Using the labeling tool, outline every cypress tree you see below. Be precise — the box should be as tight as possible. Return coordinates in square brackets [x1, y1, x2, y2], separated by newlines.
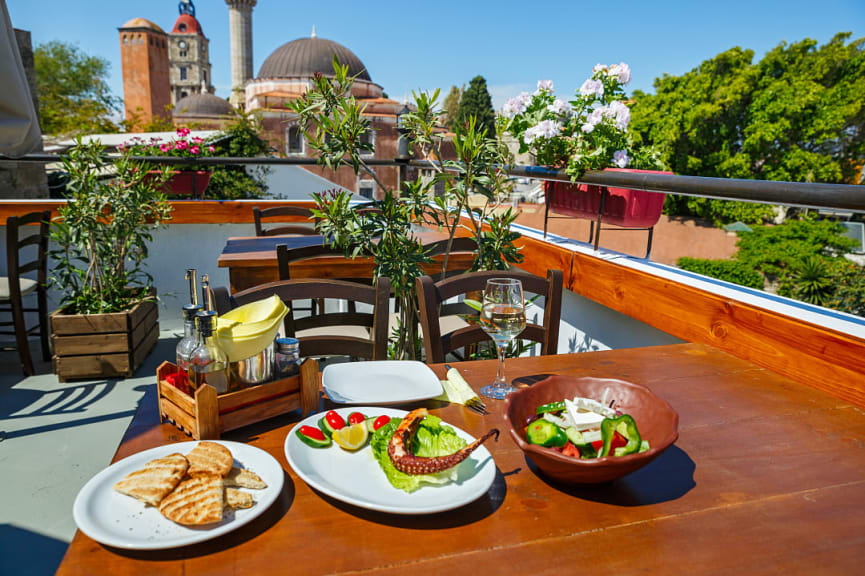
[442, 85, 462, 130]
[456, 76, 496, 137]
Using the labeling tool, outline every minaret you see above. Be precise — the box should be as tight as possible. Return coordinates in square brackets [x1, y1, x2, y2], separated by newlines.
[225, 0, 256, 108]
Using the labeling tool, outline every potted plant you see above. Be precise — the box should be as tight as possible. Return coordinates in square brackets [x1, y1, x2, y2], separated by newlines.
[288, 60, 524, 360]
[49, 139, 172, 381]
[123, 128, 216, 198]
[499, 66, 669, 230]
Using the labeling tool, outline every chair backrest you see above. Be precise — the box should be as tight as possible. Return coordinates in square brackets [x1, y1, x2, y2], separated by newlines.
[6, 210, 50, 303]
[226, 277, 391, 360]
[253, 205, 319, 237]
[416, 269, 563, 364]
[276, 243, 346, 281]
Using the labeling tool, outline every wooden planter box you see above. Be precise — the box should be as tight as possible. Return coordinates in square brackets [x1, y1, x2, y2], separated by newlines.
[147, 170, 211, 199]
[50, 294, 159, 382]
[156, 359, 319, 440]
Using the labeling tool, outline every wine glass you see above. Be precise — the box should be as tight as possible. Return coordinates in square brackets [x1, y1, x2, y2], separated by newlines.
[479, 278, 526, 400]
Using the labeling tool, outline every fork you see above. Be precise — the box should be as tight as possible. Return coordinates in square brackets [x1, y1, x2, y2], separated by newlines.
[445, 364, 489, 415]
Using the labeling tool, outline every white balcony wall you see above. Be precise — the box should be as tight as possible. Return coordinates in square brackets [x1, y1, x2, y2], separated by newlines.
[0, 221, 681, 350]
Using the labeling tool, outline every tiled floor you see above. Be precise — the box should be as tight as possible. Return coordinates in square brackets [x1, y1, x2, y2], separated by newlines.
[0, 332, 180, 576]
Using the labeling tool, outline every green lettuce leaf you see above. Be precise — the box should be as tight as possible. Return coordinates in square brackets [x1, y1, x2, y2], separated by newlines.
[370, 416, 468, 493]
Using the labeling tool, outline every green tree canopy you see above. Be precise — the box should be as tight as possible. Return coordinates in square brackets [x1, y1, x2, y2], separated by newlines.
[631, 33, 865, 222]
[456, 76, 496, 137]
[442, 84, 462, 130]
[35, 41, 119, 135]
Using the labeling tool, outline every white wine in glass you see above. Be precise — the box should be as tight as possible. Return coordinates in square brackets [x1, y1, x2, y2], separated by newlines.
[479, 278, 526, 399]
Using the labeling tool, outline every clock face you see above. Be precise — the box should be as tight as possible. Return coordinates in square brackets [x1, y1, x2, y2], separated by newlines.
[178, 40, 187, 50]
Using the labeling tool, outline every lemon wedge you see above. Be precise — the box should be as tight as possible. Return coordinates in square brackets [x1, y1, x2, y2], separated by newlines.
[332, 422, 369, 451]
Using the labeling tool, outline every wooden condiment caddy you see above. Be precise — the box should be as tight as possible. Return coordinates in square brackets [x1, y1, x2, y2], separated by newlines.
[156, 359, 319, 440]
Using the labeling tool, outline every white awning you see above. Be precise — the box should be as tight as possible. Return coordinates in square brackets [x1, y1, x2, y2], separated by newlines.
[0, 0, 40, 157]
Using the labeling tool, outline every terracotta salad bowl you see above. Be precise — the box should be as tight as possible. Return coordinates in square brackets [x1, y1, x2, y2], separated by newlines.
[504, 375, 679, 484]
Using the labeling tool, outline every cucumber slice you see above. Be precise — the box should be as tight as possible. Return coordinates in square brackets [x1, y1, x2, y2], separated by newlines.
[365, 417, 377, 432]
[296, 427, 331, 448]
[318, 416, 336, 437]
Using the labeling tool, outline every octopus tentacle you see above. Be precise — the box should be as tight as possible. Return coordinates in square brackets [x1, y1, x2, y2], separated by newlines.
[387, 408, 499, 475]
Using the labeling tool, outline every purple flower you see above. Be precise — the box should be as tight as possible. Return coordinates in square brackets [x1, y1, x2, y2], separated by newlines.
[609, 62, 631, 84]
[547, 99, 571, 117]
[502, 96, 526, 118]
[579, 79, 604, 98]
[607, 100, 631, 131]
[613, 150, 629, 168]
[535, 79, 554, 94]
[524, 120, 561, 144]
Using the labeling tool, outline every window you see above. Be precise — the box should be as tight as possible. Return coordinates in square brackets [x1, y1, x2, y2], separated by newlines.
[149, 37, 153, 46]
[203, 70, 207, 82]
[286, 125, 304, 155]
[123, 36, 128, 45]
[179, 49, 188, 58]
[359, 129, 375, 156]
[180, 67, 187, 81]
[180, 91, 188, 99]
[178, 23, 187, 32]
[358, 179, 376, 200]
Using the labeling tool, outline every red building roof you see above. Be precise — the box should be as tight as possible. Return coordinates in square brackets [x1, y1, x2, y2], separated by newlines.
[171, 14, 203, 35]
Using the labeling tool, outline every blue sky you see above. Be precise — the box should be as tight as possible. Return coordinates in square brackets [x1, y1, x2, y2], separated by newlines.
[7, 0, 864, 109]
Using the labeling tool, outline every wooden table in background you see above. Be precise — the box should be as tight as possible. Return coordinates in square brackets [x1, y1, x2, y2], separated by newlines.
[56, 343, 865, 574]
[217, 230, 477, 293]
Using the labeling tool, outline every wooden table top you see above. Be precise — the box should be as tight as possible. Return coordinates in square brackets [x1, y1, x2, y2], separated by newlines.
[56, 343, 865, 575]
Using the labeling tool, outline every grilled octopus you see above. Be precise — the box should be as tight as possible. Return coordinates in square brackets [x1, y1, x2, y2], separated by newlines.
[387, 408, 499, 475]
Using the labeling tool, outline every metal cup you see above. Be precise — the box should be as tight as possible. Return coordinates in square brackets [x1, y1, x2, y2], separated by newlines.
[233, 342, 274, 386]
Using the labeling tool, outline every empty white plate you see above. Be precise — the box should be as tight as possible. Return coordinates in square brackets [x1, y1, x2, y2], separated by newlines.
[73, 440, 283, 550]
[322, 360, 443, 405]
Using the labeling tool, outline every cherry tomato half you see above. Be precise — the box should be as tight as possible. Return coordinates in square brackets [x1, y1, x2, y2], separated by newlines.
[372, 415, 391, 431]
[347, 412, 366, 426]
[325, 410, 346, 430]
[298, 425, 326, 441]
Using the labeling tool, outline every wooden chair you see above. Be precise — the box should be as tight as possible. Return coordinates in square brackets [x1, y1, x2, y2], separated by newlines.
[219, 277, 391, 361]
[253, 205, 319, 237]
[416, 269, 563, 364]
[1, 211, 51, 375]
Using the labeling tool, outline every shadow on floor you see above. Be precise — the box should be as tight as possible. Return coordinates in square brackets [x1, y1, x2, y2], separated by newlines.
[0, 524, 68, 576]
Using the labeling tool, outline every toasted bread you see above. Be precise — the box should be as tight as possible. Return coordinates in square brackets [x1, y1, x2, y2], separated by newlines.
[186, 442, 233, 477]
[158, 473, 224, 525]
[113, 453, 188, 506]
[225, 488, 254, 509]
[224, 467, 267, 490]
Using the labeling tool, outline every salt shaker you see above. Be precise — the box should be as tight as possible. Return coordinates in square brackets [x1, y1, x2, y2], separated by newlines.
[274, 337, 300, 378]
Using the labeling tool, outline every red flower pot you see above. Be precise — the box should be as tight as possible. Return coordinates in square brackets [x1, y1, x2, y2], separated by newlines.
[544, 168, 670, 227]
[147, 170, 211, 199]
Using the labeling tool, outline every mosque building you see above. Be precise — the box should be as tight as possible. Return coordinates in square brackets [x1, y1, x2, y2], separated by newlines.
[119, 0, 409, 197]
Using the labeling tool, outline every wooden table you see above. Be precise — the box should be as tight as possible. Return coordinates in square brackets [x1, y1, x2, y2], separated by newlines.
[217, 231, 477, 293]
[56, 343, 865, 574]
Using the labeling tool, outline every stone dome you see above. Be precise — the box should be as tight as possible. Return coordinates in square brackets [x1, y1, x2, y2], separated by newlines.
[257, 37, 371, 82]
[173, 93, 234, 117]
[120, 18, 165, 34]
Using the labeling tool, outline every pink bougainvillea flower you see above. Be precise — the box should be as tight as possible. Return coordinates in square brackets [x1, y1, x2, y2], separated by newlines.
[175, 140, 188, 151]
[190, 146, 200, 155]
[177, 127, 191, 137]
[192, 137, 203, 144]
[208, 145, 215, 153]
[159, 143, 171, 153]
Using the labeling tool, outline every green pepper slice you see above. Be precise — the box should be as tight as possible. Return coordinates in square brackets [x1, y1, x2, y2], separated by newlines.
[535, 401, 566, 415]
[526, 419, 568, 447]
[600, 414, 642, 457]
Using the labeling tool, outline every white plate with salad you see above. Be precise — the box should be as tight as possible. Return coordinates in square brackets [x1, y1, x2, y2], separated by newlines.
[284, 407, 497, 514]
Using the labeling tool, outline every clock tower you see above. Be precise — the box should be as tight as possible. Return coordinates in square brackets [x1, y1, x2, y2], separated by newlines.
[168, 0, 213, 104]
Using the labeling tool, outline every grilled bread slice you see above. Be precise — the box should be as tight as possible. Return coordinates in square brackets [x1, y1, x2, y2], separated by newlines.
[113, 453, 188, 506]
[158, 473, 224, 525]
[224, 467, 267, 490]
[186, 442, 234, 477]
[225, 488, 254, 509]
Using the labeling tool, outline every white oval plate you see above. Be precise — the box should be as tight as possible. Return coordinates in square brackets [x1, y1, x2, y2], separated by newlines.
[322, 361, 443, 405]
[73, 440, 284, 550]
[284, 407, 496, 514]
